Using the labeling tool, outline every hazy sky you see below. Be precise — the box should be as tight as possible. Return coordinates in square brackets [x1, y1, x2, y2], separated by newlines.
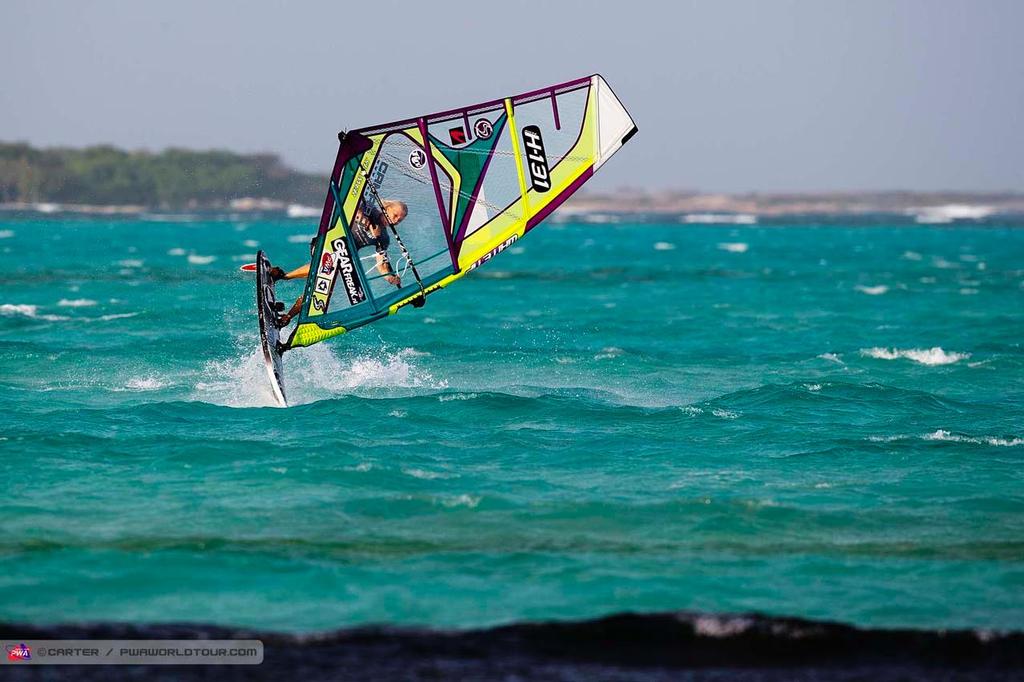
[3, 0, 1021, 192]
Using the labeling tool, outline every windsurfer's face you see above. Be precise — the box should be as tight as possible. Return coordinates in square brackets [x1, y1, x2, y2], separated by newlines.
[385, 204, 407, 225]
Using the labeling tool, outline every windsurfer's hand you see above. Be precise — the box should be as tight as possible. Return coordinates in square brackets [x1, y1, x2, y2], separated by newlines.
[269, 266, 286, 281]
[385, 274, 401, 287]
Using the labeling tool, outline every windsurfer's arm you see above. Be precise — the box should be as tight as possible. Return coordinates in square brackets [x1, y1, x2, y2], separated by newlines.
[282, 264, 310, 281]
[376, 254, 400, 286]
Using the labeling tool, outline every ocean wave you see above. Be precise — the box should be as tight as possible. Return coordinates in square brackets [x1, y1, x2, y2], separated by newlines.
[653, 241, 676, 251]
[403, 468, 457, 480]
[187, 254, 216, 265]
[0, 229, 14, 238]
[923, 429, 1023, 447]
[0, 303, 69, 321]
[717, 242, 749, 253]
[860, 347, 969, 365]
[57, 298, 98, 307]
[120, 377, 167, 392]
[868, 431, 1022, 447]
[440, 493, 481, 508]
[96, 312, 139, 321]
[855, 284, 889, 296]
[193, 343, 444, 408]
[438, 392, 478, 402]
[4, 611, 1020, 682]
[167, 247, 187, 256]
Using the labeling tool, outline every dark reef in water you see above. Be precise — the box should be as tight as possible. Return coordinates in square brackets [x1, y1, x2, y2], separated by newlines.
[3, 611, 1023, 681]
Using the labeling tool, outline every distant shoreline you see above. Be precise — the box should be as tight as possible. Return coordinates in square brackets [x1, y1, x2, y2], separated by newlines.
[2, 192, 1023, 225]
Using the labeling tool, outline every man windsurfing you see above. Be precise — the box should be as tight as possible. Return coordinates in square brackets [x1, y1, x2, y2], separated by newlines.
[269, 199, 408, 327]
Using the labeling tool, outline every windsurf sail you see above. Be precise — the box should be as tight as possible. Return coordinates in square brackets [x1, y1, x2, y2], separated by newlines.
[283, 74, 636, 350]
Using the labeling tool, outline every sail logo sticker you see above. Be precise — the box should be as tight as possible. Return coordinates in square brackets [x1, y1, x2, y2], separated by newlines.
[474, 119, 493, 139]
[521, 126, 550, 192]
[330, 237, 365, 306]
[408, 149, 426, 169]
[448, 127, 466, 145]
[469, 235, 518, 270]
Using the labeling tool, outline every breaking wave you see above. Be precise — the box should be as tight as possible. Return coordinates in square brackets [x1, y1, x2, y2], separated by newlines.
[860, 347, 969, 366]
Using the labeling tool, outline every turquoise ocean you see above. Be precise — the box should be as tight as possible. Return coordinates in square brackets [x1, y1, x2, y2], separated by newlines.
[1, 214, 1022, 633]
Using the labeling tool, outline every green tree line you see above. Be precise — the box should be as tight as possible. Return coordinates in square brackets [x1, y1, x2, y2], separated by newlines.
[0, 142, 323, 207]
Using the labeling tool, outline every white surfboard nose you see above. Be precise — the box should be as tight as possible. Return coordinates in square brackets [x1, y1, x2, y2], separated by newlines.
[593, 75, 638, 170]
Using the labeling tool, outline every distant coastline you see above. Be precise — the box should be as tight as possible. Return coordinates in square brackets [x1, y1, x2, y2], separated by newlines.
[3, 195, 1022, 226]
[2, 141, 1022, 222]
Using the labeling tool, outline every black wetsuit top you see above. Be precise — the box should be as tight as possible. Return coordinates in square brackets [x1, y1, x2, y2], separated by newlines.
[351, 205, 392, 257]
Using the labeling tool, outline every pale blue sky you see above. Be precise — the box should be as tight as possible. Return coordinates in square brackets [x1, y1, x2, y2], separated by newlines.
[2, 0, 1021, 192]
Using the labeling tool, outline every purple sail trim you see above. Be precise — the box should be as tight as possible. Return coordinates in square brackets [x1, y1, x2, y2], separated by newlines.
[452, 118, 507, 257]
[317, 133, 373, 236]
[355, 76, 593, 135]
[418, 118, 458, 272]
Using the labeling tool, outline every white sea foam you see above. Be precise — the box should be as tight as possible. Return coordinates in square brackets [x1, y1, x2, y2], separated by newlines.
[901, 251, 923, 261]
[117, 259, 144, 268]
[717, 242, 749, 253]
[855, 284, 889, 296]
[194, 342, 443, 408]
[912, 204, 994, 224]
[243, 239, 259, 248]
[440, 494, 481, 508]
[867, 434, 908, 443]
[818, 352, 844, 364]
[97, 312, 140, 321]
[860, 347, 969, 366]
[923, 430, 1023, 447]
[0, 230, 14, 239]
[959, 288, 979, 295]
[287, 204, 320, 218]
[0, 303, 68, 321]
[287, 234, 311, 243]
[187, 254, 216, 265]
[654, 241, 676, 251]
[123, 377, 166, 391]
[712, 408, 739, 420]
[58, 298, 97, 307]
[439, 392, 477, 402]
[804, 384, 822, 392]
[167, 247, 187, 256]
[594, 346, 625, 360]
[683, 213, 757, 224]
[404, 468, 456, 480]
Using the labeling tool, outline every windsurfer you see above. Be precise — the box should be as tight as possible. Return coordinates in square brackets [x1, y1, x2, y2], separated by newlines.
[270, 199, 408, 327]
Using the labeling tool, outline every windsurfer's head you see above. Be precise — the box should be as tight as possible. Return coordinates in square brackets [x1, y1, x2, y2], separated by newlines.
[383, 200, 408, 225]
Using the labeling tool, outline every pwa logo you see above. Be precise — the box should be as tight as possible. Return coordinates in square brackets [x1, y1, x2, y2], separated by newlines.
[6, 643, 31, 661]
